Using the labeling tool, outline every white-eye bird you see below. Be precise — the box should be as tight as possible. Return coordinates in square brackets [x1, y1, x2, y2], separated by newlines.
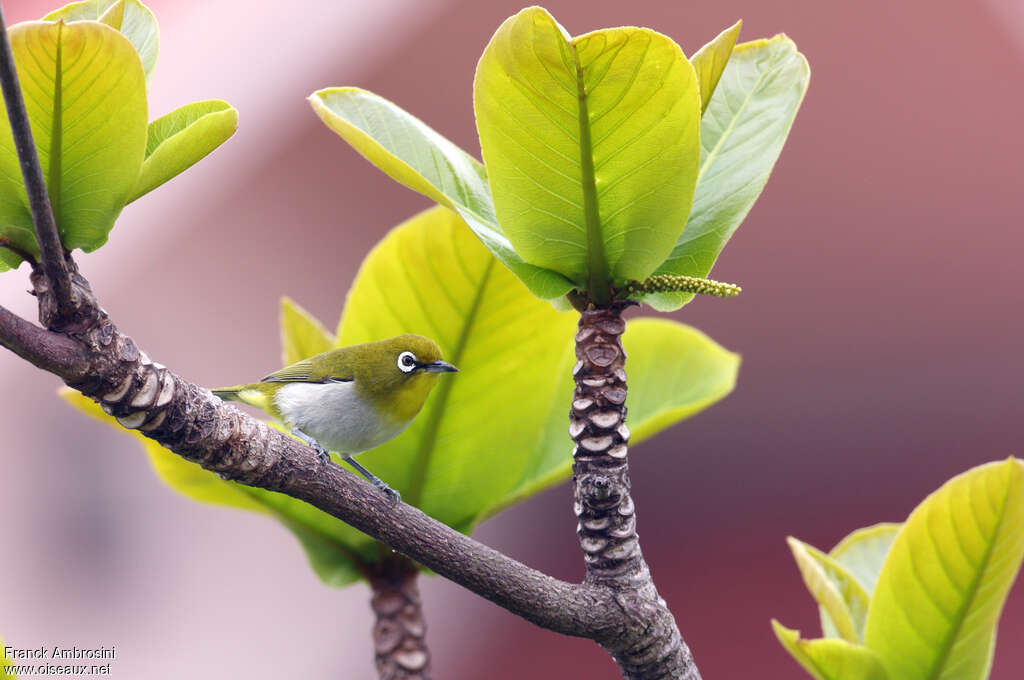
[211, 334, 457, 502]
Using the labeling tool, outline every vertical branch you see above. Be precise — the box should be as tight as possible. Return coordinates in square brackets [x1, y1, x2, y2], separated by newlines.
[571, 301, 701, 680]
[0, 5, 76, 324]
[368, 555, 432, 680]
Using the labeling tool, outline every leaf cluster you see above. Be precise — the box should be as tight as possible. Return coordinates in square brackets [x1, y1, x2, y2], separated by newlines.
[311, 8, 809, 309]
[0, 0, 236, 271]
[774, 458, 1024, 680]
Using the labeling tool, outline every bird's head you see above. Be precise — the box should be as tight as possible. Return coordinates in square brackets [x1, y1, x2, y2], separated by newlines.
[354, 334, 457, 421]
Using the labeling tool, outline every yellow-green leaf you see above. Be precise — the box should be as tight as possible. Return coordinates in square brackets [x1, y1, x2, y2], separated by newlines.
[864, 458, 1024, 680]
[690, 20, 741, 115]
[820, 522, 901, 638]
[308, 87, 573, 301]
[1, 636, 13, 680]
[474, 7, 701, 299]
[789, 536, 871, 643]
[280, 297, 335, 366]
[646, 35, 809, 310]
[0, 21, 147, 270]
[772, 621, 889, 680]
[129, 100, 238, 202]
[43, 0, 159, 83]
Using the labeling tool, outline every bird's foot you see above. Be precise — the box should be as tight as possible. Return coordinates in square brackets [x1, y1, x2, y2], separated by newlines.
[292, 429, 332, 465]
[343, 456, 401, 507]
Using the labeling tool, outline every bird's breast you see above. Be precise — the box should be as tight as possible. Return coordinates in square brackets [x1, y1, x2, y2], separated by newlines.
[273, 381, 405, 454]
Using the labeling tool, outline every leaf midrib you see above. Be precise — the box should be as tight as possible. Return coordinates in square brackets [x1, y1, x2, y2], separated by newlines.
[405, 257, 496, 506]
[922, 471, 1013, 680]
[48, 22, 64, 227]
[570, 43, 607, 302]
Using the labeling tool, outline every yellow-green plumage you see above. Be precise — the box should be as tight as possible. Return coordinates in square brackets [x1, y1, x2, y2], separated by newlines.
[212, 335, 456, 482]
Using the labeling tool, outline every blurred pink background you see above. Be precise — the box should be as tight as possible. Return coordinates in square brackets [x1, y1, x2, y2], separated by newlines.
[2, 0, 1023, 677]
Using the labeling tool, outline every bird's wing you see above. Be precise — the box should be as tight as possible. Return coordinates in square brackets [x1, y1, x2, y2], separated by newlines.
[261, 354, 355, 383]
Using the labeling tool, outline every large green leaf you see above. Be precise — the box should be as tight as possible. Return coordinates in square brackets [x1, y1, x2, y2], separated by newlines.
[0, 20, 147, 271]
[474, 7, 701, 301]
[309, 87, 573, 301]
[61, 206, 738, 583]
[820, 523, 901, 638]
[129, 100, 238, 203]
[789, 536, 871, 643]
[43, 0, 160, 83]
[690, 20, 741, 115]
[863, 459, 1024, 680]
[773, 621, 889, 680]
[61, 389, 370, 587]
[482, 316, 738, 520]
[645, 35, 810, 310]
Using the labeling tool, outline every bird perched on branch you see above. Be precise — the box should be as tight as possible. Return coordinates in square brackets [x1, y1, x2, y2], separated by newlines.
[212, 334, 457, 503]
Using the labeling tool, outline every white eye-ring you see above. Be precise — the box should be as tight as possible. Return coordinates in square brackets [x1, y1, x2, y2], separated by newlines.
[397, 351, 418, 373]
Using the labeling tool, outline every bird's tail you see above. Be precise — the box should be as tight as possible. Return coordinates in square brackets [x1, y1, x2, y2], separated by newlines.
[211, 386, 243, 402]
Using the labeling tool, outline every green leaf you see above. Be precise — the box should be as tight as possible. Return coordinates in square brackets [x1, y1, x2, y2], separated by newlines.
[0, 21, 147, 270]
[474, 7, 701, 301]
[60, 389, 370, 587]
[43, 0, 160, 83]
[482, 316, 739, 520]
[864, 458, 1024, 680]
[280, 296, 335, 365]
[820, 523, 901, 638]
[309, 87, 573, 301]
[830, 523, 902, 595]
[128, 100, 238, 202]
[690, 20, 741, 115]
[60, 206, 737, 583]
[789, 536, 871, 643]
[772, 621, 890, 680]
[645, 35, 810, 310]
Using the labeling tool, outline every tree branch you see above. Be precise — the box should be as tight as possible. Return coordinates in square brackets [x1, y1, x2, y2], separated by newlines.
[572, 302, 701, 679]
[369, 554, 432, 680]
[0, 304, 90, 378]
[0, 6, 76, 325]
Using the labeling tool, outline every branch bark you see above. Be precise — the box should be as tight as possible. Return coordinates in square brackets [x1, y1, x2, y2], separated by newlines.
[572, 302, 700, 679]
[369, 554, 431, 680]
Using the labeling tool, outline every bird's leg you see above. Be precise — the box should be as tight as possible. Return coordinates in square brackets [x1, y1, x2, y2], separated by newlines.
[292, 428, 332, 465]
[343, 456, 401, 506]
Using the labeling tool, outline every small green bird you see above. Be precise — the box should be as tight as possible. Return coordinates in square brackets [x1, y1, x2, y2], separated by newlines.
[212, 334, 457, 502]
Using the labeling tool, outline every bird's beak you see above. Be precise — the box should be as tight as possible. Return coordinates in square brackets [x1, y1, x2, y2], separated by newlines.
[422, 360, 458, 373]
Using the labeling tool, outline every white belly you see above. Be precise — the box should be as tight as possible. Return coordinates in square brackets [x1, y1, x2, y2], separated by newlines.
[273, 381, 405, 454]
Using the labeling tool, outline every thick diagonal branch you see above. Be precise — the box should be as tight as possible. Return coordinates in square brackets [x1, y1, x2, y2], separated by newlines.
[572, 302, 701, 680]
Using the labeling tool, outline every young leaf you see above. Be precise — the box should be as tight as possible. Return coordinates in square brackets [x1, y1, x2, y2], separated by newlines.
[772, 621, 890, 680]
[60, 390, 371, 587]
[820, 523, 901, 638]
[788, 537, 871, 643]
[830, 523, 901, 595]
[309, 87, 573, 301]
[690, 20, 741, 115]
[43, 0, 160, 82]
[0, 21, 147, 271]
[644, 35, 810, 310]
[128, 100, 238, 202]
[864, 458, 1024, 680]
[280, 296, 335, 366]
[474, 7, 701, 301]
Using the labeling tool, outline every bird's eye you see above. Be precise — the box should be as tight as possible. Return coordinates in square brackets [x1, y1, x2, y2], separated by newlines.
[397, 351, 417, 373]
